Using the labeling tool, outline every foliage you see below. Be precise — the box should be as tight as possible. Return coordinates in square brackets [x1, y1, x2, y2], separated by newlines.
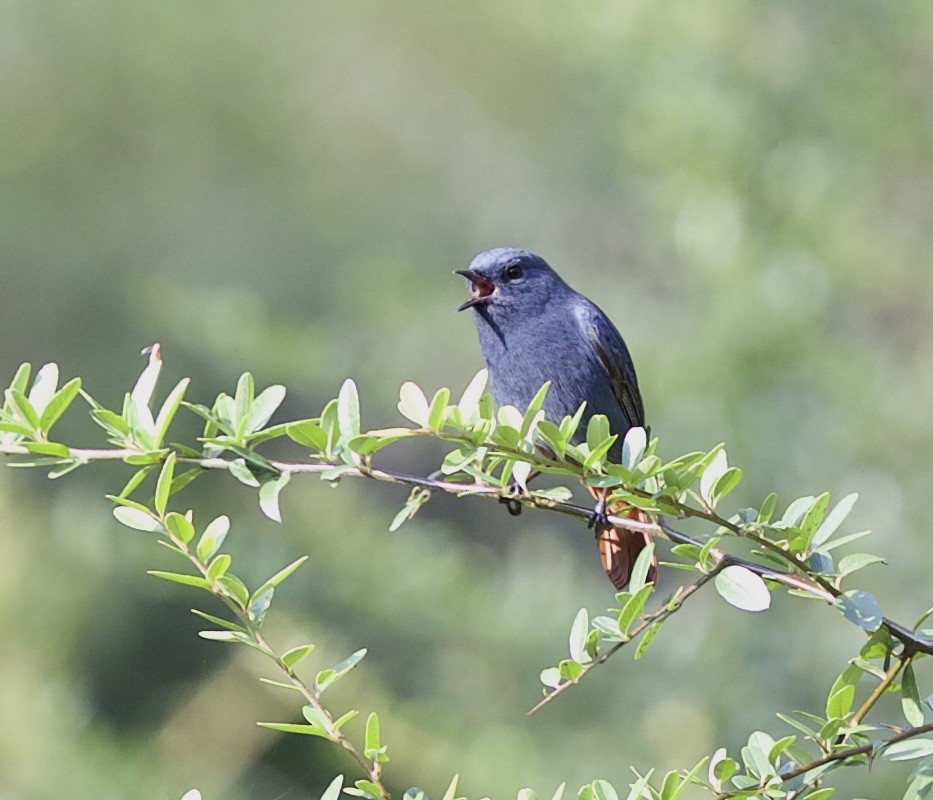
[2, 350, 931, 800]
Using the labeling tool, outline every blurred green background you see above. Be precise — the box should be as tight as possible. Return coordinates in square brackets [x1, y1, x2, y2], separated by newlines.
[2, 1, 932, 797]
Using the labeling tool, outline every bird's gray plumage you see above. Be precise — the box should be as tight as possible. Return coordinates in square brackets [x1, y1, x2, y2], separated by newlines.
[458, 247, 643, 460]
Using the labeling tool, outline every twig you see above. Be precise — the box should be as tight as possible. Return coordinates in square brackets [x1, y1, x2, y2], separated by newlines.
[526, 566, 723, 715]
[2, 442, 931, 660]
[163, 517, 390, 797]
[715, 721, 933, 799]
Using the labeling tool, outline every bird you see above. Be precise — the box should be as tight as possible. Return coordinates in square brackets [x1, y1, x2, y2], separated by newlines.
[456, 246, 656, 590]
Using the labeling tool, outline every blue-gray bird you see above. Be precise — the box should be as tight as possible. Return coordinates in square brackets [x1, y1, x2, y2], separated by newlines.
[456, 247, 656, 590]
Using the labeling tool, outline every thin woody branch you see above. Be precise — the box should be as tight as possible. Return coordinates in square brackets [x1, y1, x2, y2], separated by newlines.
[714, 721, 933, 800]
[2, 441, 930, 660]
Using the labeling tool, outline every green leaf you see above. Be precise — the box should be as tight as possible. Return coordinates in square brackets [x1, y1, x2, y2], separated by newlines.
[38, 377, 81, 433]
[364, 712, 382, 760]
[148, 571, 212, 590]
[559, 402, 587, 443]
[883, 739, 933, 761]
[800, 491, 830, 539]
[282, 644, 315, 668]
[22, 442, 71, 458]
[618, 585, 653, 635]
[427, 388, 451, 432]
[154, 452, 176, 516]
[591, 780, 617, 800]
[259, 472, 291, 523]
[837, 553, 886, 578]
[586, 414, 611, 452]
[247, 587, 274, 627]
[711, 467, 742, 504]
[287, 420, 327, 451]
[5, 388, 39, 431]
[558, 659, 584, 682]
[320, 775, 344, 800]
[170, 467, 203, 496]
[352, 779, 384, 799]
[634, 621, 662, 660]
[302, 704, 332, 730]
[316, 647, 367, 691]
[190, 609, 246, 633]
[165, 511, 195, 544]
[457, 369, 488, 424]
[820, 529, 872, 551]
[903, 759, 933, 800]
[257, 722, 331, 738]
[536, 420, 567, 458]
[757, 492, 778, 523]
[337, 378, 361, 439]
[332, 709, 359, 731]
[154, 378, 190, 447]
[234, 372, 255, 440]
[903, 663, 926, 726]
[258, 679, 298, 692]
[836, 590, 883, 632]
[540, 667, 562, 688]
[0, 419, 34, 438]
[398, 381, 430, 426]
[196, 515, 230, 562]
[826, 684, 856, 720]
[621, 426, 647, 471]
[628, 542, 655, 594]
[6, 362, 31, 396]
[708, 748, 736, 790]
[207, 554, 232, 581]
[441, 775, 461, 800]
[251, 555, 308, 603]
[217, 574, 250, 608]
[715, 566, 771, 612]
[812, 492, 859, 547]
[113, 506, 162, 532]
[522, 381, 550, 436]
[131, 349, 161, 409]
[47, 459, 82, 479]
[246, 384, 286, 434]
[699, 449, 728, 506]
[781, 495, 816, 527]
[441, 445, 485, 475]
[27, 363, 59, 417]
[569, 608, 590, 663]
[91, 408, 130, 439]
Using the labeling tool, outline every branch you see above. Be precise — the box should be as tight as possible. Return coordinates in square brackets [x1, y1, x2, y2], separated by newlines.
[526, 566, 722, 715]
[715, 721, 933, 799]
[3, 440, 931, 662]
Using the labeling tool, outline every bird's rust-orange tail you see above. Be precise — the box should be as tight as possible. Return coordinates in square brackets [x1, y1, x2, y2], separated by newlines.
[590, 488, 657, 590]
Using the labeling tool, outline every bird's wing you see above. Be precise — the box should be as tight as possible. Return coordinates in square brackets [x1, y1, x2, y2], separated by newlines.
[574, 300, 645, 429]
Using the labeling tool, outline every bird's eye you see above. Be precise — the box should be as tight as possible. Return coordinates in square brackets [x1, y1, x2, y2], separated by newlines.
[505, 263, 523, 281]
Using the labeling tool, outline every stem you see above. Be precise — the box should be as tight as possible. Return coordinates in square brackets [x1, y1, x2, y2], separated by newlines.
[169, 528, 389, 798]
[3, 440, 930, 660]
[715, 722, 933, 799]
[526, 566, 723, 715]
[850, 655, 905, 727]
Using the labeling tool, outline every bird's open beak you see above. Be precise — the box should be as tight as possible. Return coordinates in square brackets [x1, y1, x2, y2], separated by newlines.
[455, 269, 496, 311]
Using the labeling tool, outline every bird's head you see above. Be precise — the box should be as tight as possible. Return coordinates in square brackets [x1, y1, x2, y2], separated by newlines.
[455, 248, 567, 317]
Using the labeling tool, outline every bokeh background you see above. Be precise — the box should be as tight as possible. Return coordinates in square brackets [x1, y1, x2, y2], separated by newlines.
[2, 2, 932, 798]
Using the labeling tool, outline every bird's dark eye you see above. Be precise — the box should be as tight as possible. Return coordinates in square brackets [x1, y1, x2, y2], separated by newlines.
[505, 263, 523, 281]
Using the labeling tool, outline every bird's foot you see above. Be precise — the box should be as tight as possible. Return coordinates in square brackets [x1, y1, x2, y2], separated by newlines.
[499, 481, 524, 517]
[588, 495, 610, 531]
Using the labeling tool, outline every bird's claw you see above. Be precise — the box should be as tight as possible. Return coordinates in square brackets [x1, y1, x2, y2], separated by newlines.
[588, 496, 610, 531]
[499, 481, 524, 517]
[499, 496, 523, 516]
